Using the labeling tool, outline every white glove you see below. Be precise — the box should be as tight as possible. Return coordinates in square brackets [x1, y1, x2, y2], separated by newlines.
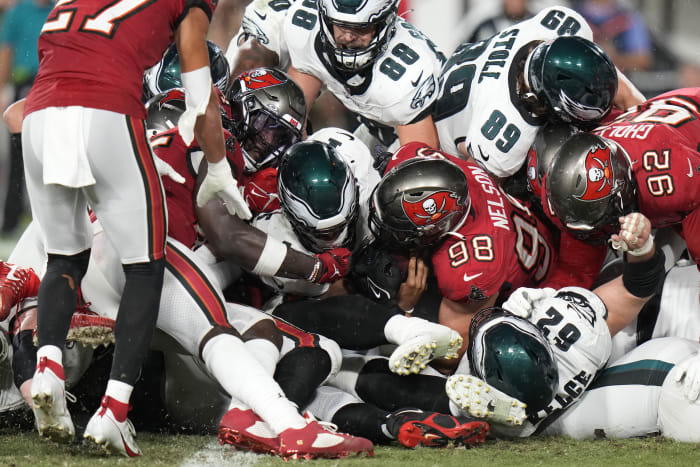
[674, 353, 700, 401]
[196, 158, 252, 220]
[153, 155, 185, 184]
[502, 287, 556, 319]
[446, 374, 527, 426]
[610, 212, 653, 256]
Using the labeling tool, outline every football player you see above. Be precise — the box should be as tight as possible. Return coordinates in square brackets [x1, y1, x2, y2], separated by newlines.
[22, 0, 249, 456]
[545, 87, 700, 270]
[434, 5, 645, 179]
[284, 0, 445, 150]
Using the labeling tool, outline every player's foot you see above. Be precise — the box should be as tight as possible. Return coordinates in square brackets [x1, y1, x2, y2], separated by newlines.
[446, 374, 527, 426]
[277, 411, 374, 460]
[389, 320, 462, 375]
[218, 407, 280, 455]
[30, 356, 75, 443]
[83, 396, 141, 457]
[386, 408, 490, 448]
[67, 302, 115, 348]
[0, 261, 40, 321]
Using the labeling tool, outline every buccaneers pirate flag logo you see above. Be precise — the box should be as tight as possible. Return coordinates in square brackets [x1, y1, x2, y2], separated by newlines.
[402, 191, 459, 227]
[240, 69, 282, 91]
[577, 144, 615, 201]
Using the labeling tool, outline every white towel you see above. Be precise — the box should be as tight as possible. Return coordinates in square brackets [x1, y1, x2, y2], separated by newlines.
[42, 107, 96, 187]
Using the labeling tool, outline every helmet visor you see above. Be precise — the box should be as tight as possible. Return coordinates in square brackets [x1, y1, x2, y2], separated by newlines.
[241, 109, 302, 169]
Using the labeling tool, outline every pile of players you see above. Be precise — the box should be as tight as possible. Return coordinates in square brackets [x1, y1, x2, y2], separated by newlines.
[1, 0, 700, 460]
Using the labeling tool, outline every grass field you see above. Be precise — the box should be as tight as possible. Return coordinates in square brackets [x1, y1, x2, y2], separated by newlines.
[1, 430, 699, 467]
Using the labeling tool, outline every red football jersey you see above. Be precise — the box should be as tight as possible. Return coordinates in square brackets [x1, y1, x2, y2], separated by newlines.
[594, 87, 700, 263]
[25, 0, 217, 120]
[151, 128, 242, 248]
[386, 143, 557, 303]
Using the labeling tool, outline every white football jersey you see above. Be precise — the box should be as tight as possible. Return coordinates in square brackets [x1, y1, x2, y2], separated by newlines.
[225, 0, 295, 72]
[308, 127, 380, 244]
[496, 286, 612, 438]
[283, 1, 444, 129]
[434, 6, 593, 178]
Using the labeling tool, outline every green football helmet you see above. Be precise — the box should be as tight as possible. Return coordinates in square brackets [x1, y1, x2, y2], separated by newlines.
[525, 36, 617, 125]
[143, 40, 230, 101]
[468, 307, 559, 413]
[278, 141, 359, 253]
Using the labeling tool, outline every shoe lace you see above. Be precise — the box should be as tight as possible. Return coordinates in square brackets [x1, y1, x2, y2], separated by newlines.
[317, 420, 339, 433]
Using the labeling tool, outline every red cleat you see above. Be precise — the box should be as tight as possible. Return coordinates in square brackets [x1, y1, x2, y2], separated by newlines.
[218, 408, 280, 455]
[278, 412, 374, 460]
[67, 300, 115, 348]
[0, 261, 40, 321]
[387, 408, 490, 448]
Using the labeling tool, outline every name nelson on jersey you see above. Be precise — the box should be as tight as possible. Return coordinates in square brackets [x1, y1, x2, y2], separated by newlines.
[469, 164, 510, 230]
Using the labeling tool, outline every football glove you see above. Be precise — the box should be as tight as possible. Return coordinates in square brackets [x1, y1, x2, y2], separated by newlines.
[314, 248, 351, 284]
[197, 158, 252, 220]
[153, 155, 185, 184]
[243, 167, 280, 215]
[502, 287, 556, 319]
[610, 212, 653, 256]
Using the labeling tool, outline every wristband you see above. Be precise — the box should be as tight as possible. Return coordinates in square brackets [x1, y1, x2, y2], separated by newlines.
[251, 236, 287, 276]
[622, 248, 666, 298]
[307, 257, 321, 282]
[403, 308, 414, 315]
[179, 66, 213, 145]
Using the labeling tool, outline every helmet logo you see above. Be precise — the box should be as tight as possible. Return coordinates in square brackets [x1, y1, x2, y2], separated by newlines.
[402, 191, 458, 227]
[241, 70, 282, 91]
[158, 89, 185, 109]
[577, 145, 614, 201]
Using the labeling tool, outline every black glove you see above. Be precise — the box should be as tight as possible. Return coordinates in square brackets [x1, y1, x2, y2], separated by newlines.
[348, 239, 405, 303]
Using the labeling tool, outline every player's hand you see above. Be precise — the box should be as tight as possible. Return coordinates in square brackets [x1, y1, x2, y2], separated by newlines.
[674, 353, 700, 401]
[197, 158, 252, 220]
[397, 256, 428, 313]
[314, 248, 351, 284]
[243, 167, 280, 215]
[610, 212, 653, 256]
[502, 287, 556, 319]
[153, 155, 185, 184]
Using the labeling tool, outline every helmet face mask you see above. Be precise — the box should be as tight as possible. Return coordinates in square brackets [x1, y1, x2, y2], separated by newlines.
[318, 0, 399, 72]
[468, 307, 559, 414]
[226, 68, 306, 173]
[369, 156, 471, 251]
[143, 41, 230, 101]
[545, 133, 638, 244]
[526, 36, 618, 125]
[278, 141, 359, 253]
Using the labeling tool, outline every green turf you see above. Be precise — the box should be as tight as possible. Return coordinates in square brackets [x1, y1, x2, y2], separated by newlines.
[1, 431, 699, 467]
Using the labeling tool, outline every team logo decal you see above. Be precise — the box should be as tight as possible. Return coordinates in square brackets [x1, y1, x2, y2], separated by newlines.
[158, 89, 185, 108]
[402, 191, 458, 227]
[332, 0, 368, 13]
[241, 69, 282, 91]
[577, 144, 615, 201]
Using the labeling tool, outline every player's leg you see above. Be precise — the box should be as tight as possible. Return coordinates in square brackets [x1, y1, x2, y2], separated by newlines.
[22, 109, 94, 444]
[81, 112, 167, 457]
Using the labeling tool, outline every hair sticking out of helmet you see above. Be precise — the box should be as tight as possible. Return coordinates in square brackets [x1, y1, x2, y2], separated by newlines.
[369, 156, 471, 251]
[526, 36, 618, 125]
[468, 307, 559, 413]
[318, 0, 399, 72]
[278, 140, 359, 253]
[142, 40, 230, 102]
[226, 67, 306, 173]
[545, 132, 638, 244]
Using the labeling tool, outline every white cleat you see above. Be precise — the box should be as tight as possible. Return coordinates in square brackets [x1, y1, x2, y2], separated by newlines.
[445, 374, 527, 426]
[83, 396, 141, 457]
[389, 328, 463, 375]
[30, 357, 75, 443]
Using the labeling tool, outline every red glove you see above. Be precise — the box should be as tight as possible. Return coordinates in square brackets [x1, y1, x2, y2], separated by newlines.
[313, 248, 352, 283]
[243, 167, 280, 215]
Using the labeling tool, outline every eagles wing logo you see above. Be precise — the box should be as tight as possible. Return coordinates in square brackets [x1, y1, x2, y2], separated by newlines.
[577, 145, 614, 201]
[402, 191, 458, 227]
[241, 70, 282, 90]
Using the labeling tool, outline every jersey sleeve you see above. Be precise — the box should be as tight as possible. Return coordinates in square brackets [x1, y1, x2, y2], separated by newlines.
[227, 0, 291, 70]
[185, 0, 217, 21]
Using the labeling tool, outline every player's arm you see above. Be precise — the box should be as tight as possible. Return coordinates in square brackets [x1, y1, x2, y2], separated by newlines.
[287, 65, 322, 116]
[230, 37, 280, 79]
[194, 159, 348, 283]
[397, 114, 440, 149]
[431, 294, 499, 373]
[594, 213, 665, 335]
[613, 68, 646, 111]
